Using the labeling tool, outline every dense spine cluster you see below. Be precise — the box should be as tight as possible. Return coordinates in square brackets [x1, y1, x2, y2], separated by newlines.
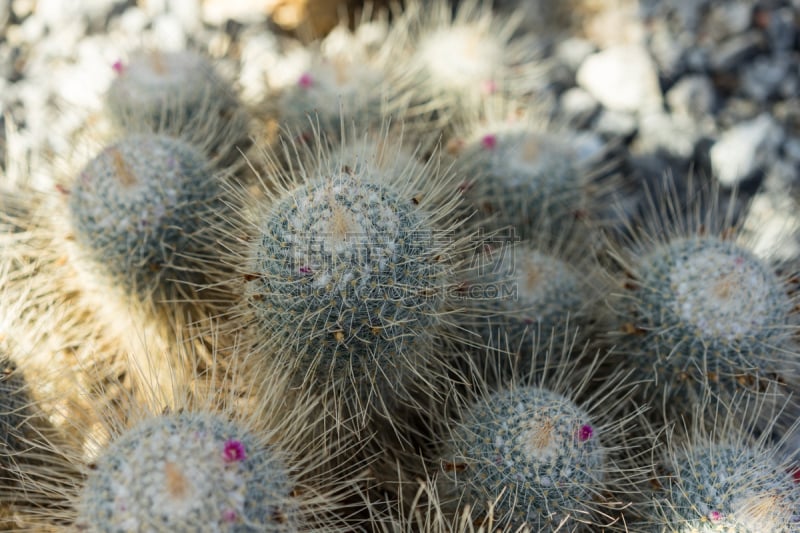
[77, 412, 297, 532]
[441, 385, 608, 530]
[68, 134, 229, 301]
[609, 232, 799, 414]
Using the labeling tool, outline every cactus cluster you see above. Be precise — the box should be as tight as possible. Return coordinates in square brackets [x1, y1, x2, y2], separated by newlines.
[1, 1, 799, 532]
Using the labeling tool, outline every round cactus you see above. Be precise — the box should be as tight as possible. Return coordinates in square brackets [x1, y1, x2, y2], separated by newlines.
[77, 412, 298, 532]
[658, 445, 799, 532]
[441, 384, 609, 530]
[68, 133, 230, 304]
[610, 233, 798, 413]
[245, 171, 445, 388]
[384, 0, 541, 128]
[457, 239, 603, 383]
[230, 126, 473, 444]
[106, 49, 249, 160]
[275, 25, 389, 143]
[642, 399, 800, 533]
[447, 120, 598, 240]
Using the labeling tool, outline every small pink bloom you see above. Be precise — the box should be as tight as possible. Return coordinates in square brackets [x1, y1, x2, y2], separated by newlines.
[112, 60, 125, 74]
[222, 509, 238, 523]
[222, 439, 246, 463]
[480, 134, 497, 150]
[299, 265, 312, 274]
[298, 72, 314, 89]
[708, 510, 723, 522]
[577, 424, 593, 442]
[481, 79, 497, 95]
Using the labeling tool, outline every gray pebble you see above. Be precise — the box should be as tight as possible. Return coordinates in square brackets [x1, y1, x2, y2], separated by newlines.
[711, 31, 765, 71]
[666, 75, 716, 120]
[635, 111, 699, 158]
[784, 137, 800, 163]
[741, 55, 790, 102]
[593, 109, 638, 138]
[768, 7, 796, 53]
[554, 37, 596, 73]
[710, 113, 784, 186]
[559, 87, 599, 126]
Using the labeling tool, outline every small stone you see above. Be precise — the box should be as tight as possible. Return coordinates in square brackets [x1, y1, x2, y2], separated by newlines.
[710, 114, 784, 187]
[666, 75, 716, 120]
[684, 47, 709, 71]
[767, 7, 796, 52]
[152, 14, 186, 52]
[593, 109, 638, 139]
[647, 21, 684, 78]
[116, 6, 149, 35]
[741, 56, 789, 102]
[710, 31, 765, 71]
[169, 0, 201, 33]
[560, 87, 599, 126]
[554, 38, 596, 73]
[784, 138, 800, 163]
[705, 1, 753, 39]
[717, 98, 761, 129]
[11, 0, 34, 19]
[635, 111, 698, 159]
[576, 45, 663, 113]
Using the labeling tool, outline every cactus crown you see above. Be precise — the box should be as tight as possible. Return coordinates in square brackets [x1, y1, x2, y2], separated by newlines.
[636, 235, 792, 347]
[77, 411, 298, 532]
[245, 165, 447, 379]
[444, 384, 605, 530]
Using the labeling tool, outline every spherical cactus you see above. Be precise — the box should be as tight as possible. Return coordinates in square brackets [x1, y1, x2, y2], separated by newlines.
[641, 399, 800, 532]
[106, 49, 249, 161]
[446, 116, 603, 241]
[275, 24, 389, 143]
[77, 412, 298, 532]
[384, 0, 541, 128]
[609, 232, 798, 416]
[441, 385, 610, 530]
[244, 171, 446, 395]
[67, 133, 231, 306]
[228, 125, 473, 448]
[457, 239, 603, 382]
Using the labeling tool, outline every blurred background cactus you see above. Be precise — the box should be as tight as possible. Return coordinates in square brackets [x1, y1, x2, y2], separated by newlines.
[1, 0, 799, 531]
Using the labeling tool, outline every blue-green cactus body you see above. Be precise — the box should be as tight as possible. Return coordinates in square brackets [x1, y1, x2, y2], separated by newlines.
[69, 134, 225, 300]
[623, 235, 796, 406]
[443, 386, 604, 530]
[455, 128, 586, 238]
[245, 170, 446, 387]
[657, 443, 800, 532]
[78, 412, 297, 532]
